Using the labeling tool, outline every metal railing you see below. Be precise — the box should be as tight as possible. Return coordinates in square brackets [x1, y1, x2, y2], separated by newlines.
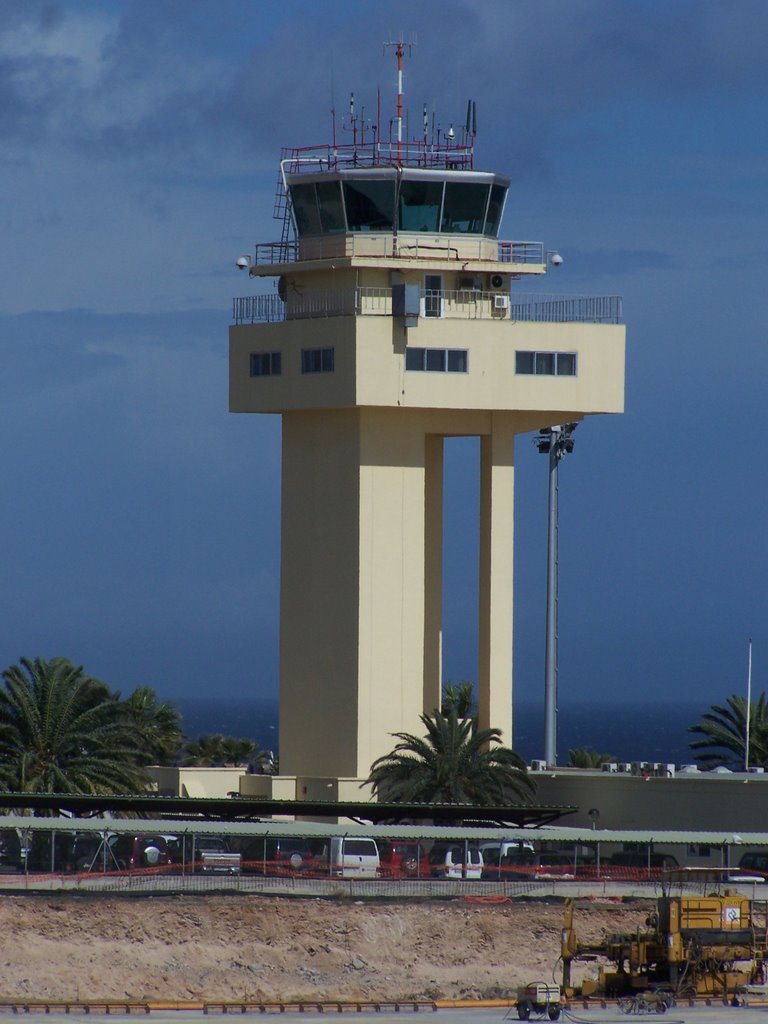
[250, 238, 545, 266]
[512, 293, 622, 324]
[232, 289, 622, 325]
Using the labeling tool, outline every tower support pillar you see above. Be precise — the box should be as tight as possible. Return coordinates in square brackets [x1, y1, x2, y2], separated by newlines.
[478, 415, 515, 745]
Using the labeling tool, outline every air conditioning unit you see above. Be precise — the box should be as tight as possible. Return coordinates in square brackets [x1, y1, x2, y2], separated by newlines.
[631, 761, 651, 776]
[493, 294, 510, 310]
[618, 763, 633, 773]
[601, 762, 618, 773]
[530, 759, 548, 772]
[489, 273, 506, 290]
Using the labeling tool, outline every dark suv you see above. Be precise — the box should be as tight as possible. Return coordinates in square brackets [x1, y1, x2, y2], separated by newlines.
[239, 836, 314, 875]
[378, 841, 428, 878]
[107, 834, 173, 871]
[0, 829, 22, 871]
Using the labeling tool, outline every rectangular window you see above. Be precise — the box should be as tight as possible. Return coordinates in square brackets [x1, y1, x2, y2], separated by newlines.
[516, 351, 578, 376]
[535, 352, 555, 375]
[446, 349, 468, 373]
[249, 352, 282, 377]
[425, 348, 446, 372]
[405, 347, 468, 373]
[405, 347, 425, 371]
[301, 347, 335, 374]
[556, 353, 577, 376]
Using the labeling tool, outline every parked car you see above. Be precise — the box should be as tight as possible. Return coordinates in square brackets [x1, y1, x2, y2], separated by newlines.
[737, 852, 768, 876]
[239, 836, 315, 876]
[428, 842, 483, 879]
[482, 850, 579, 881]
[605, 852, 679, 878]
[187, 836, 241, 874]
[107, 834, 173, 871]
[0, 829, 22, 871]
[314, 837, 380, 878]
[26, 831, 108, 873]
[377, 841, 428, 878]
[479, 841, 534, 880]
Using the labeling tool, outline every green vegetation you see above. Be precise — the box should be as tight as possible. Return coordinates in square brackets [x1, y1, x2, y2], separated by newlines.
[124, 685, 184, 765]
[0, 656, 149, 794]
[0, 655, 271, 794]
[182, 734, 267, 768]
[441, 681, 476, 719]
[365, 706, 533, 804]
[688, 693, 768, 769]
[567, 747, 616, 768]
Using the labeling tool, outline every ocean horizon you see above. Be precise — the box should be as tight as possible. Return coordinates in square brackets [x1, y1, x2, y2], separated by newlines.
[174, 695, 706, 767]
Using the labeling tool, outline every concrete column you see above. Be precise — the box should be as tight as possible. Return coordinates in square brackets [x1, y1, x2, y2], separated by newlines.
[356, 410, 428, 779]
[478, 416, 515, 745]
[423, 434, 444, 717]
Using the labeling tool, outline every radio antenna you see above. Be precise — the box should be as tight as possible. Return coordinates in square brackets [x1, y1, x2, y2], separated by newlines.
[383, 33, 416, 162]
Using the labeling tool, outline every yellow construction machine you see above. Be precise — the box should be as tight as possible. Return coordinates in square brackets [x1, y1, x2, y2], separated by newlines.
[561, 892, 768, 1002]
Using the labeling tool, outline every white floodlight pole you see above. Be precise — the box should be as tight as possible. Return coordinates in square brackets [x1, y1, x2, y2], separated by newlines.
[543, 427, 561, 767]
[745, 637, 753, 772]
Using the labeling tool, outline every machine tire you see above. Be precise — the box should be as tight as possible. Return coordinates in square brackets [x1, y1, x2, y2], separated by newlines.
[547, 1005, 561, 1020]
[516, 1000, 530, 1020]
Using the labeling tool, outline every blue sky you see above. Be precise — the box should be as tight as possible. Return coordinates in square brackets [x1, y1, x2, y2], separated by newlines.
[2, 0, 768, 742]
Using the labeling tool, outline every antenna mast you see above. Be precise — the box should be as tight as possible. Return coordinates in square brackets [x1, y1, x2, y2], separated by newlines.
[383, 33, 416, 162]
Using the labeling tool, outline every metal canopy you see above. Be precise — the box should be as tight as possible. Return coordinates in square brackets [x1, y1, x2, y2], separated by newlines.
[0, 791, 573, 826]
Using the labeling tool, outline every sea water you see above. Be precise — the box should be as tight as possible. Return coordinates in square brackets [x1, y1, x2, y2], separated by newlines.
[175, 695, 704, 766]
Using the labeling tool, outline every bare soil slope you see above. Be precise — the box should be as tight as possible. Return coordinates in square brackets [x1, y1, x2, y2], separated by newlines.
[2, 894, 651, 1002]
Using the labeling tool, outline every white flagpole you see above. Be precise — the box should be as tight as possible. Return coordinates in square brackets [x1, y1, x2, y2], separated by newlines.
[745, 638, 753, 772]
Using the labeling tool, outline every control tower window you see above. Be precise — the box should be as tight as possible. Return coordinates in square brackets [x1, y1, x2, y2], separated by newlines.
[343, 180, 395, 231]
[291, 183, 323, 236]
[398, 180, 443, 232]
[441, 182, 489, 233]
[484, 184, 506, 237]
[315, 181, 346, 233]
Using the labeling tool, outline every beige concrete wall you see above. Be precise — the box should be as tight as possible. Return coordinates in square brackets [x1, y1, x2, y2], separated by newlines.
[148, 766, 245, 798]
[229, 319, 358, 413]
[532, 770, 768, 832]
[230, 317, 624, 416]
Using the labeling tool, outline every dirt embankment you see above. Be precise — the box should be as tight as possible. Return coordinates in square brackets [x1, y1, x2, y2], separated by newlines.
[5, 894, 650, 1002]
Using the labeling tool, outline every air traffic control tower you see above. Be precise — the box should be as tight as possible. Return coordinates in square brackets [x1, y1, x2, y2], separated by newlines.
[230, 73, 625, 796]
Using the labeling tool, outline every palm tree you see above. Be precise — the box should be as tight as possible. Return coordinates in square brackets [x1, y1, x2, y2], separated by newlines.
[366, 708, 534, 804]
[182, 734, 265, 768]
[568, 747, 616, 769]
[441, 681, 476, 720]
[219, 736, 259, 767]
[688, 694, 768, 769]
[0, 656, 149, 794]
[182, 734, 227, 767]
[123, 686, 183, 765]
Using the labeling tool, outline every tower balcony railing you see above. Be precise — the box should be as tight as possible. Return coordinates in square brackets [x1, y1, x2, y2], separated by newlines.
[250, 238, 545, 266]
[232, 289, 623, 325]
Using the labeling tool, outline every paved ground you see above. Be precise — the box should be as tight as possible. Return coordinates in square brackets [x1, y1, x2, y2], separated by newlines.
[6, 1008, 768, 1024]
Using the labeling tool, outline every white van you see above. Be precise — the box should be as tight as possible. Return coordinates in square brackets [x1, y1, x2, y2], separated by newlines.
[318, 837, 380, 878]
[428, 842, 483, 880]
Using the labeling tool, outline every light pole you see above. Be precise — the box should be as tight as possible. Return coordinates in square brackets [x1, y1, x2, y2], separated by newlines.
[534, 423, 577, 766]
